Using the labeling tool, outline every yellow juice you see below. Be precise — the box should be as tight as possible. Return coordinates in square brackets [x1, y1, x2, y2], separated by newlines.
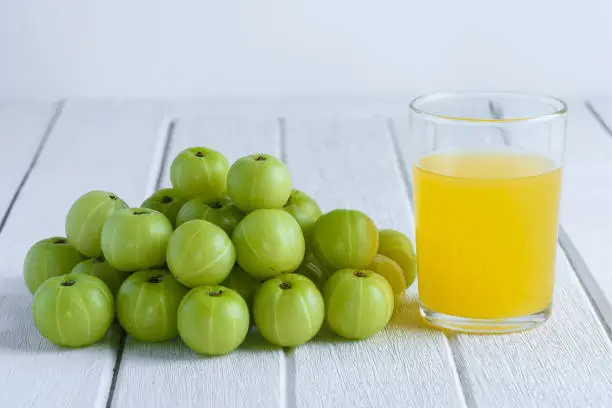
[413, 151, 562, 319]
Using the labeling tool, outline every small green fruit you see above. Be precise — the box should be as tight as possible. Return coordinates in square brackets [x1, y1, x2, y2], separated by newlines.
[221, 265, 261, 306]
[166, 220, 236, 287]
[227, 154, 292, 212]
[283, 189, 322, 245]
[368, 254, 407, 297]
[170, 147, 229, 200]
[65, 190, 128, 257]
[71, 255, 128, 296]
[100, 208, 173, 272]
[23, 237, 84, 294]
[32, 274, 114, 347]
[178, 286, 250, 355]
[378, 229, 417, 288]
[253, 273, 324, 347]
[116, 269, 188, 342]
[294, 252, 327, 290]
[311, 209, 379, 272]
[141, 188, 187, 227]
[324, 269, 394, 340]
[176, 197, 244, 235]
[232, 209, 305, 280]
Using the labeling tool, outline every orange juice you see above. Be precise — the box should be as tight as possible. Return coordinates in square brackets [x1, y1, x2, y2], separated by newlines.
[413, 151, 562, 319]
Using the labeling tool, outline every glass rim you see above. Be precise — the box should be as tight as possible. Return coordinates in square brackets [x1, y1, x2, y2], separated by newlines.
[409, 91, 568, 125]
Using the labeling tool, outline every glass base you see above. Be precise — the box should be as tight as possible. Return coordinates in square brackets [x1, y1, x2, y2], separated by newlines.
[419, 303, 551, 334]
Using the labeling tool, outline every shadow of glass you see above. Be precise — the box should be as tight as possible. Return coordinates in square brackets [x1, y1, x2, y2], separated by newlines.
[387, 297, 431, 331]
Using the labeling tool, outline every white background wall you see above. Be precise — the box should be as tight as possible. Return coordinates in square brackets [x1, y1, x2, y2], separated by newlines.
[1, 0, 610, 99]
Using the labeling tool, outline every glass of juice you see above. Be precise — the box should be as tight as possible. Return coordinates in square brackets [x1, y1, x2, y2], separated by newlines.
[410, 92, 567, 333]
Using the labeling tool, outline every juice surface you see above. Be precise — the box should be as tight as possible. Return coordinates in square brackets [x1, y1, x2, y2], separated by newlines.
[413, 150, 562, 319]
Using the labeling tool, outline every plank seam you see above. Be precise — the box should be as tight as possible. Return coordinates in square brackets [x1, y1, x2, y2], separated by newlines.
[278, 117, 288, 163]
[154, 120, 176, 190]
[558, 226, 612, 342]
[0, 100, 65, 237]
[386, 118, 471, 408]
[585, 101, 612, 139]
[446, 336, 476, 408]
[281, 348, 297, 408]
[105, 118, 176, 408]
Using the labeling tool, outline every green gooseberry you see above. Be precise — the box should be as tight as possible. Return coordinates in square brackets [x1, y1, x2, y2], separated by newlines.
[166, 220, 235, 287]
[283, 189, 322, 246]
[232, 209, 305, 280]
[71, 254, 128, 296]
[116, 269, 188, 342]
[221, 264, 261, 306]
[169, 147, 229, 200]
[324, 268, 394, 340]
[253, 273, 324, 347]
[178, 286, 250, 355]
[23, 237, 84, 294]
[368, 254, 407, 298]
[141, 188, 187, 228]
[378, 229, 417, 288]
[227, 154, 292, 212]
[65, 190, 128, 257]
[311, 209, 379, 272]
[32, 273, 114, 347]
[176, 197, 244, 236]
[100, 208, 173, 272]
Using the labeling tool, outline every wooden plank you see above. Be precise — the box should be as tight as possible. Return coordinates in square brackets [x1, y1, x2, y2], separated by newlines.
[0, 101, 58, 221]
[0, 101, 169, 408]
[392, 114, 612, 408]
[558, 99, 612, 331]
[112, 117, 284, 408]
[284, 117, 465, 408]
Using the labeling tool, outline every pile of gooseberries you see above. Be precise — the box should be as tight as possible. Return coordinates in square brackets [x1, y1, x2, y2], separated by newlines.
[24, 147, 416, 355]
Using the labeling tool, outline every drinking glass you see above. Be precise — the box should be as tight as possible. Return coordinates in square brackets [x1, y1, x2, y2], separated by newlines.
[409, 92, 567, 333]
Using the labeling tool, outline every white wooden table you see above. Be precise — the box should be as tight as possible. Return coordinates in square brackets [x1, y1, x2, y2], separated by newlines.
[1, 98, 611, 408]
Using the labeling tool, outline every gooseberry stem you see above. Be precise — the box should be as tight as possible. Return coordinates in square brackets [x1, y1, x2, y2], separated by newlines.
[279, 282, 292, 290]
[147, 276, 164, 284]
[61, 280, 76, 287]
[354, 271, 368, 278]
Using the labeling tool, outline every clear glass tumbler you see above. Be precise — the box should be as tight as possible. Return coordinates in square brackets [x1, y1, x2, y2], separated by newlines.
[409, 92, 568, 333]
